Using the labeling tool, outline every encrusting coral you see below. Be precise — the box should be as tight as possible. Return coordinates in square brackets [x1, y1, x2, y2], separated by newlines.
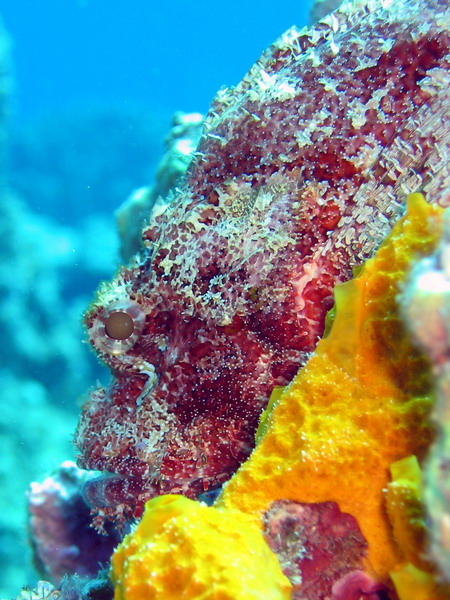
[110, 194, 450, 599]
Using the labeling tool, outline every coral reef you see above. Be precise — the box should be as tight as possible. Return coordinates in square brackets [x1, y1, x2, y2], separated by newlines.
[0, 28, 170, 600]
[0, 169, 118, 598]
[0, 191, 114, 402]
[108, 193, 447, 599]
[14, 581, 61, 600]
[14, 573, 113, 600]
[0, 16, 82, 597]
[13, 111, 203, 594]
[1, 104, 198, 600]
[401, 206, 450, 581]
[5, 0, 449, 595]
[76, 0, 450, 527]
[0, 185, 118, 595]
[0, 371, 77, 594]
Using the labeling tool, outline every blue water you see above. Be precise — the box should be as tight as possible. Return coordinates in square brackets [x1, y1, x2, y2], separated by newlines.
[0, 1, 311, 596]
[2, 0, 310, 123]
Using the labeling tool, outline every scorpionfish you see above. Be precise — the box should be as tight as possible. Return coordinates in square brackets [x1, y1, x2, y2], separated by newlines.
[76, 0, 450, 524]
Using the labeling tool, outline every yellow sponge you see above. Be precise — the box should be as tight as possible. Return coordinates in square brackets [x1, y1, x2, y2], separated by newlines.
[217, 193, 442, 582]
[111, 494, 292, 600]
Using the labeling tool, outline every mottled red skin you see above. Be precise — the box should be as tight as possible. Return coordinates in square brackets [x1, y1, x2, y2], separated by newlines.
[76, 0, 450, 523]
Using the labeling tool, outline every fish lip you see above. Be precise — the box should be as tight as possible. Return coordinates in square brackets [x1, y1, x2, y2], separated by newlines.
[81, 471, 146, 510]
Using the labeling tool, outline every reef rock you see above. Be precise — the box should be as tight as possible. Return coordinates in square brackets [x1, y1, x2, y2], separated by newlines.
[401, 206, 450, 582]
[28, 462, 120, 584]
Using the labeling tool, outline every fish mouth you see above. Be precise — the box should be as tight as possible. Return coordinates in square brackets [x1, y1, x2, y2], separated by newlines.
[81, 471, 152, 512]
[80, 466, 230, 518]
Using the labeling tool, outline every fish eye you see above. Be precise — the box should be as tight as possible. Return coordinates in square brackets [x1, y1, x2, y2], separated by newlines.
[89, 299, 145, 356]
[105, 310, 135, 340]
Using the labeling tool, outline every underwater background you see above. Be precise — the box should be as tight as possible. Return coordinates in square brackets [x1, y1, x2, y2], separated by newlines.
[0, 0, 312, 596]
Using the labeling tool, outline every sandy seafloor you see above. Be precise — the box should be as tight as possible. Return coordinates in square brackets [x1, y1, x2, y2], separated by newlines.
[0, 0, 313, 596]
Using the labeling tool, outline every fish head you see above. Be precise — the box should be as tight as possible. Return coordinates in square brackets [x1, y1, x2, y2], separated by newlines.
[75, 180, 319, 523]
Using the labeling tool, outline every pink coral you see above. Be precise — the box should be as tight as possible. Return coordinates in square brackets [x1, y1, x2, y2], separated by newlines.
[28, 462, 120, 583]
[76, 0, 450, 525]
[331, 571, 388, 600]
[262, 500, 383, 600]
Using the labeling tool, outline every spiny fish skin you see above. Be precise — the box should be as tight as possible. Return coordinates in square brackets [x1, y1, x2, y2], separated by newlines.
[76, 0, 450, 524]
